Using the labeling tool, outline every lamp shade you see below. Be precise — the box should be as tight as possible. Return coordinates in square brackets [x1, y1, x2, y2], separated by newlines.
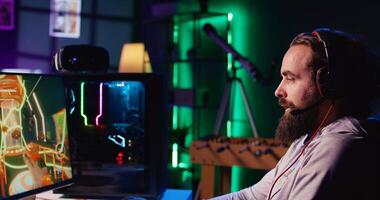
[119, 43, 152, 73]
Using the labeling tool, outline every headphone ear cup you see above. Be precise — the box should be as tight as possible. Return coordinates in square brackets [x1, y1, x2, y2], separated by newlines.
[316, 67, 331, 98]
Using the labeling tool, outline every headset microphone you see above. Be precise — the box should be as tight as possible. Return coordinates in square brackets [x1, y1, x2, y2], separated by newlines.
[290, 97, 326, 115]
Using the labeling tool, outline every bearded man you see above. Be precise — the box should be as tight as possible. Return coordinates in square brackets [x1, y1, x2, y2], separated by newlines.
[211, 28, 379, 200]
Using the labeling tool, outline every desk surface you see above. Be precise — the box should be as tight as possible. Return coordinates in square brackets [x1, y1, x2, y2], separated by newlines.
[34, 189, 192, 200]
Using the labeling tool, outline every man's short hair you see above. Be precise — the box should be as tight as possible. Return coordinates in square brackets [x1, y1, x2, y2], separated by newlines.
[290, 31, 328, 82]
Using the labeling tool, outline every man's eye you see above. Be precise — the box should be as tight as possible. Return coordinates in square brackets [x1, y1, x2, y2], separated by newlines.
[285, 77, 295, 81]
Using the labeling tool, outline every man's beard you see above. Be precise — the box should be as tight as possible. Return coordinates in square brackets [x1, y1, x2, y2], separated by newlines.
[275, 98, 320, 145]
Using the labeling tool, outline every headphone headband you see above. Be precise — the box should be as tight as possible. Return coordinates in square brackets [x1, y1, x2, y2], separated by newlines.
[311, 31, 330, 74]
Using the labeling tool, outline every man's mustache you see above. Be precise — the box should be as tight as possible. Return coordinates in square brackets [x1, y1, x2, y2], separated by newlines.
[278, 98, 297, 110]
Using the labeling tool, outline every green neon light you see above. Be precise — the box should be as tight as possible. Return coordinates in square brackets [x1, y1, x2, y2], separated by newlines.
[172, 143, 178, 168]
[178, 162, 190, 169]
[173, 24, 179, 44]
[80, 82, 88, 126]
[173, 21, 179, 87]
[227, 23, 232, 71]
[18, 106, 23, 139]
[2, 159, 70, 171]
[227, 120, 232, 137]
[178, 162, 186, 168]
[173, 63, 179, 87]
[56, 112, 67, 153]
[61, 113, 67, 152]
[228, 12, 233, 21]
[182, 170, 192, 182]
[226, 10, 248, 192]
[33, 114, 38, 139]
[231, 166, 240, 192]
[172, 106, 178, 130]
[38, 150, 55, 154]
[228, 53, 232, 71]
[46, 163, 71, 171]
[2, 160, 27, 169]
[0, 124, 3, 153]
[18, 77, 27, 109]
[172, 21, 180, 132]
[227, 30, 232, 44]
[33, 93, 46, 141]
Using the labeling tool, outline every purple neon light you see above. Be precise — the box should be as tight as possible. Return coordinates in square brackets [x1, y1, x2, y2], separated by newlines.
[95, 83, 103, 126]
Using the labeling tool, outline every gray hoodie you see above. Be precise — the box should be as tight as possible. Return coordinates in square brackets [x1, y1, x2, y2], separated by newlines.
[211, 116, 376, 200]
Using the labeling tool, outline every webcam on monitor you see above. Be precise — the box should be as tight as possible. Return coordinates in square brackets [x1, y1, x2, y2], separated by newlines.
[53, 45, 110, 73]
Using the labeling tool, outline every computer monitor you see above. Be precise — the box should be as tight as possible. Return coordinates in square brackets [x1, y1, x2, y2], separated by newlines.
[0, 73, 73, 200]
[56, 73, 167, 199]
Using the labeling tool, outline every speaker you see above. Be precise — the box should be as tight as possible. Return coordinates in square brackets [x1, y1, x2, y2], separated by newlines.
[53, 45, 109, 72]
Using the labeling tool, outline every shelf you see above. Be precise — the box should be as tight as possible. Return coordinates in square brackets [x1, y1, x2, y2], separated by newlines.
[144, 11, 228, 24]
[150, 58, 227, 65]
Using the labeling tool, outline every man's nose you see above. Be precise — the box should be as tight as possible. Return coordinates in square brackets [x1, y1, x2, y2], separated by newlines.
[274, 83, 286, 98]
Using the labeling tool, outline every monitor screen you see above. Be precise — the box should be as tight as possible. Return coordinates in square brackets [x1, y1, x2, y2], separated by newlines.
[0, 73, 72, 200]
[59, 73, 167, 199]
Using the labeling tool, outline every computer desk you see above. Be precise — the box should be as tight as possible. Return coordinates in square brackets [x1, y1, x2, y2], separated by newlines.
[32, 189, 192, 200]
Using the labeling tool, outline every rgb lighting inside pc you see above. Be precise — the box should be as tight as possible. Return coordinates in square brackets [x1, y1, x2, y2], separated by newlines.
[59, 74, 166, 199]
[69, 80, 145, 165]
[0, 73, 72, 199]
[62, 78, 148, 196]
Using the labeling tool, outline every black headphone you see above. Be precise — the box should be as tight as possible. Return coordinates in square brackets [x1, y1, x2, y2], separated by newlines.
[310, 28, 366, 99]
[311, 28, 339, 99]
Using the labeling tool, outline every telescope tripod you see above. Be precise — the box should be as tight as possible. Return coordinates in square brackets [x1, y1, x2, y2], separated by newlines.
[212, 66, 259, 138]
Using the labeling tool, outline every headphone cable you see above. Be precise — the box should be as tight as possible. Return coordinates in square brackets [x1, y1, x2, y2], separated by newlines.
[267, 103, 334, 200]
